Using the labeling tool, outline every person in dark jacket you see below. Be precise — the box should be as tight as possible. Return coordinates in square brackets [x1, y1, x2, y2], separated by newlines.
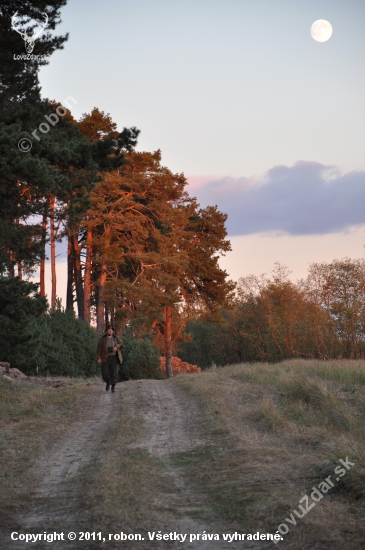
[97, 325, 124, 392]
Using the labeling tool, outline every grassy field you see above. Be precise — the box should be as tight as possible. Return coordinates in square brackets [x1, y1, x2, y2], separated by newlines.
[175, 359, 365, 549]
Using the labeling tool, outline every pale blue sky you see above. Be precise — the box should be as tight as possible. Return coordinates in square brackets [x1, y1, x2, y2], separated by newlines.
[34, 0, 365, 295]
[39, 0, 365, 177]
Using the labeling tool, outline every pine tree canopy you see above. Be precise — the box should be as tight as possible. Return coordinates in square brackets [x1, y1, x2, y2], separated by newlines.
[0, 1, 68, 108]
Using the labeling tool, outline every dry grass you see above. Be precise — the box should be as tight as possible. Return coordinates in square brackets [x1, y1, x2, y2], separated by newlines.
[0, 377, 98, 512]
[176, 359, 365, 550]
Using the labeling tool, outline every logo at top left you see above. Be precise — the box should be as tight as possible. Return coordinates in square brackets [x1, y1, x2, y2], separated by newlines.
[11, 11, 48, 54]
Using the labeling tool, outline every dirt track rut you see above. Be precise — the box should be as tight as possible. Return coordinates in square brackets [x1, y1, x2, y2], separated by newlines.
[5, 379, 262, 550]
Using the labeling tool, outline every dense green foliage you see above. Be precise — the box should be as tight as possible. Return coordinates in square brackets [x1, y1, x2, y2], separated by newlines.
[0, 1, 68, 109]
[0, 277, 47, 369]
[0, 299, 98, 376]
[119, 330, 163, 381]
[0, 279, 98, 376]
[30, 308, 99, 377]
[179, 319, 225, 369]
[0, 288, 163, 379]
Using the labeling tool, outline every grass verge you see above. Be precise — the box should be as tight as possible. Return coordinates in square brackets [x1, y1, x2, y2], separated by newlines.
[175, 359, 365, 550]
[0, 376, 98, 529]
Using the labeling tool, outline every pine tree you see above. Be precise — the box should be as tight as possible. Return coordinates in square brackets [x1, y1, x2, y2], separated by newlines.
[86, 149, 234, 376]
[0, 2, 104, 362]
[0, 1, 68, 109]
[67, 108, 139, 324]
[0, 1, 70, 277]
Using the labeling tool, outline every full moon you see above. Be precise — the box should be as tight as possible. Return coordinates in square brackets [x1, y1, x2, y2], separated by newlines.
[310, 20, 333, 42]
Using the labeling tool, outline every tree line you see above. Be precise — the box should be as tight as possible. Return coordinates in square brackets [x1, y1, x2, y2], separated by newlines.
[180, 259, 365, 367]
[0, 1, 233, 376]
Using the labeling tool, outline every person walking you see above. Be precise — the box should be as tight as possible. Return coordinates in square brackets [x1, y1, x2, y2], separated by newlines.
[97, 325, 124, 393]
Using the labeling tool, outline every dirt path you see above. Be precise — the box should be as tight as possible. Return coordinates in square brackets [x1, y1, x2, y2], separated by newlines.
[121, 380, 262, 550]
[6, 379, 262, 550]
[7, 390, 116, 549]
[124, 379, 206, 456]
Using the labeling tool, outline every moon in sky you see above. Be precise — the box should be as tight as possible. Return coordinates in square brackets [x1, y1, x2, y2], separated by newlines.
[310, 20, 333, 42]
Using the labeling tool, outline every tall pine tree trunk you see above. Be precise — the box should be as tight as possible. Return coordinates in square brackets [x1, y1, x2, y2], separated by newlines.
[104, 305, 109, 328]
[40, 207, 47, 297]
[9, 250, 15, 277]
[165, 305, 174, 378]
[66, 234, 74, 311]
[97, 262, 107, 336]
[50, 195, 56, 311]
[97, 228, 110, 336]
[15, 218, 21, 279]
[83, 226, 92, 324]
[71, 231, 84, 320]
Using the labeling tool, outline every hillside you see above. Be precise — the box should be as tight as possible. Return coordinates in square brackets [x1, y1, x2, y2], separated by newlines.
[1, 360, 364, 549]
